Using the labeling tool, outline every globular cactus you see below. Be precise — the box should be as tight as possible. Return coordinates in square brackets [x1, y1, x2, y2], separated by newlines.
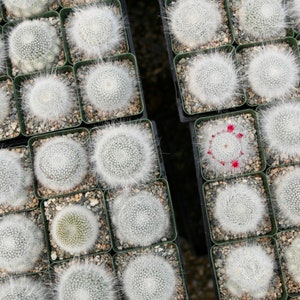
[0, 214, 44, 273]
[23, 74, 74, 121]
[111, 191, 170, 247]
[3, 0, 55, 19]
[247, 47, 299, 100]
[214, 183, 265, 234]
[51, 205, 99, 254]
[200, 122, 250, 176]
[168, 0, 221, 48]
[92, 123, 156, 188]
[84, 62, 135, 112]
[289, 0, 300, 28]
[8, 19, 60, 73]
[0, 277, 50, 300]
[187, 52, 239, 108]
[238, 0, 286, 39]
[0, 149, 32, 207]
[122, 255, 176, 300]
[66, 5, 123, 58]
[274, 168, 300, 225]
[0, 87, 10, 124]
[34, 136, 88, 192]
[225, 245, 274, 298]
[56, 262, 115, 300]
[259, 102, 300, 158]
[285, 237, 300, 283]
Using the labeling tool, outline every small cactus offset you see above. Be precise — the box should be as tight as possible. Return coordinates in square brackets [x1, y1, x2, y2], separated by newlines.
[84, 62, 135, 112]
[186, 52, 239, 108]
[259, 101, 300, 158]
[3, 0, 55, 19]
[51, 205, 99, 255]
[111, 191, 170, 247]
[23, 74, 74, 122]
[92, 123, 156, 188]
[8, 19, 60, 73]
[247, 47, 299, 100]
[214, 182, 266, 234]
[0, 214, 44, 273]
[274, 168, 300, 225]
[34, 136, 88, 192]
[0, 87, 10, 124]
[238, 0, 287, 39]
[0, 277, 50, 300]
[225, 245, 274, 298]
[0, 149, 32, 207]
[66, 4, 123, 59]
[56, 262, 115, 300]
[285, 237, 300, 283]
[122, 254, 176, 300]
[168, 0, 221, 48]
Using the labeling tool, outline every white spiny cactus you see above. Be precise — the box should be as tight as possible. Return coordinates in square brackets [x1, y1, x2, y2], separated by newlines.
[56, 262, 115, 300]
[225, 245, 274, 298]
[168, 0, 221, 48]
[51, 205, 99, 254]
[84, 62, 135, 112]
[122, 255, 176, 300]
[0, 87, 10, 124]
[0, 214, 44, 273]
[0, 277, 50, 300]
[0, 149, 31, 207]
[23, 74, 74, 121]
[289, 0, 300, 28]
[260, 101, 300, 158]
[92, 123, 156, 188]
[274, 168, 300, 225]
[66, 5, 123, 58]
[214, 182, 265, 234]
[247, 47, 299, 100]
[3, 0, 55, 19]
[285, 237, 300, 283]
[187, 52, 239, 107]
[111, 191, 170, 247]
[34, 136, 88, 192]
[238, 0, 287, 39]
[8, 19, 60, 73]
[0, 39, 6, 74]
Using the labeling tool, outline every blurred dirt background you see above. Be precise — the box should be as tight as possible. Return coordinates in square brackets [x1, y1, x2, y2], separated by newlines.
[125, 1, 217, 299]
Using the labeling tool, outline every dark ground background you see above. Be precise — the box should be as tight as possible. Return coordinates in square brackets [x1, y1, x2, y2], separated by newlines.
[125, 1, 216, 299]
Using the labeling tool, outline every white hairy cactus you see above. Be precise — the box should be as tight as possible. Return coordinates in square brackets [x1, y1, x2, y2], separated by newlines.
[111, 191, 169, 247]
[84, 62, 135, 112]
[285, 237, 300, 283]
[274, 168, 300, 225]
[0, 149, 31, 207]
[3, 0, 55, 19]
[56, 262, 115, 300]
[200, 122, 250, 176]
[51, 205, 99, 254]
[0, 214, 44, 273]
[260, 102, 300, 158]
[23, 74, 73, 121]
[34, 136, 88, 192]
[92, 123, 156, 188]
[289, 0, 300, 28]
[0, 87, 10, 124]
[214, 183, 265, 234]
[122, 255, 176, 300]
[0, 277, 50, 300]
[238, 0, 287, 39]
[225, 245, 274, 298]
[168, 0, 221, 48]
[66, 5, 123, 58]
[247, 47, 299, 100]
[8, 19, 60, 73]
[187, 52, 239, 108]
